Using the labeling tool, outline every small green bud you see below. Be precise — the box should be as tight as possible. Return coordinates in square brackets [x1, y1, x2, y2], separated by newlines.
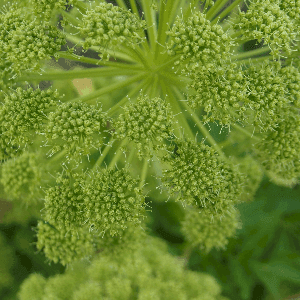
[45, 101, 109, 161]
[36, 221, 95, 265]
[115, 94, 174, 159]
[84, 167, 146, 236]
[79, 2, 146, 60]
[181, 205, 242, 253]
[18, 273, 46, 300]
[162, 139, 244, 215]
[0, 152, 42, 203]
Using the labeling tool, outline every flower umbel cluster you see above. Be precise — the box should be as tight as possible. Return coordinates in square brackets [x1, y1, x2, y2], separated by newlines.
[0, 0, 299, 298]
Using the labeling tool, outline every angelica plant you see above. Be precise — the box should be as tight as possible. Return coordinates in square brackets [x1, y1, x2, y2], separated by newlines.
[0, 0, 299, 298]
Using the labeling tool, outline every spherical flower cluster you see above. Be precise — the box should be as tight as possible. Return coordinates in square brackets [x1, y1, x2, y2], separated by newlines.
[0, 87, 59, 150]
[45, 101, 109, 161]
[243, 61, 289, 131]
[36, 221, 95, 265]
[162, 139, 244, 215]
[79, 3, 146, 60]
[166, 11, 232, 67]
[0, 152, 41, 203]
[0, 6, 65, 74]
[18, 273, 46, 300]
[43, 173, 86, 231]
[31, 0, 78, 20]
[254, 109, 300, 187]
[232, 0, 297, 58]
[186, 62, 247, 126]
[181, 205, 241, 253]
[115, 94, 174, 159]
[235, 155, 264, 202]
[279, 64, 300, 108]
[84, 168, 146, 236]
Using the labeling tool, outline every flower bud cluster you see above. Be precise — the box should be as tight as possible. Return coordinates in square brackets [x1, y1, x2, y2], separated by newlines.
[186, 62, 247, 126]
[44, 174, 86, 231]
[79, 3, 146, 59]
[166, 11, 232, 67]
[0, 87, 59, 150]
[84, 168, 145, 236]
[31, 0, 78, 20]
[0, 152, 41, 203]
[36, 221, 95, 265]
[115, 94, 174, 158]
[162, 139, 244, 215]
[243, 61, 289, 131]
[279, 0, 300, 23]
[254, 109, 300, 186]
[0, 6, 65, 74]
[181, 205, 241, 253]
[233, 0, 297, 58]
[45, 101, 109, 160]
[279, 64, 300, 108]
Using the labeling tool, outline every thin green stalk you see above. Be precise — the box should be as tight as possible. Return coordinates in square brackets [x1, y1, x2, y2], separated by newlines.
[155, 0, 175, 62]
[161, 81, 194, 140]
[70, 72, 148, 104]
[108, 137, 129, 169]
[232, 46, 270, 60]
[126, 146, 136, 165]
[56, 51, 144, 70]
[231, 124, 261, 142]
[60, 10, 81, 25]
[116, 0, 127, 9]
[141, 0, 157, 51]
[183, 0, 197, 20]
[65, 33, 137, 63]
[16, 67, 141, 82]
[235, 55, 273, 66]
[107, 76, 152, 116]
[211, 0, 244, 24]
[139, 158, 149, 189]
[129, 0, 139, 15]
[206, 0, 228, 20]
[174, 87, 226, 159]
[92, 136, 115, 170]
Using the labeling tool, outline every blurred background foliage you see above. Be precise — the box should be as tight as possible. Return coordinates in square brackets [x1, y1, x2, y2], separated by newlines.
[1, 177, 299, 300]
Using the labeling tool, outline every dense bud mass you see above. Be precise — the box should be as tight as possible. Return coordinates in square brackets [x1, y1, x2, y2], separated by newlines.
[181, 205, 241, 253]
[243, 61, 289, 131]
[79, 2, 146, 59]
[36, 221, 95, 265]
[0, 87, 59, 149]
[254, 109, 300, 186]
[162, 139, 244, 215]
[233, 0, 297, 58]
[186, 62, 247, 126]
[84, 168, 146, 236]
[115, 94, 174, 158]
[43, 173, 86, 230]
[166, 11, 232, 67]
[0, 152, 41, 202]
[45, 101, 109, 160]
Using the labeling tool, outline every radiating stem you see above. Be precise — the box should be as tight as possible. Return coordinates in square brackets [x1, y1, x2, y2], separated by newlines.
[108, 137, 129, 169]
[232, 46, 270, 60]
[70, 72, 148, 104]
[206, 0, 228, 20]
[211, 0, 243, 25]
[92, 136, 115, 170]
[139, 158, 149, 189]
[141, 0, 157, 51]
[174, 88, 226, 159]
[231, 124, 261, 142]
